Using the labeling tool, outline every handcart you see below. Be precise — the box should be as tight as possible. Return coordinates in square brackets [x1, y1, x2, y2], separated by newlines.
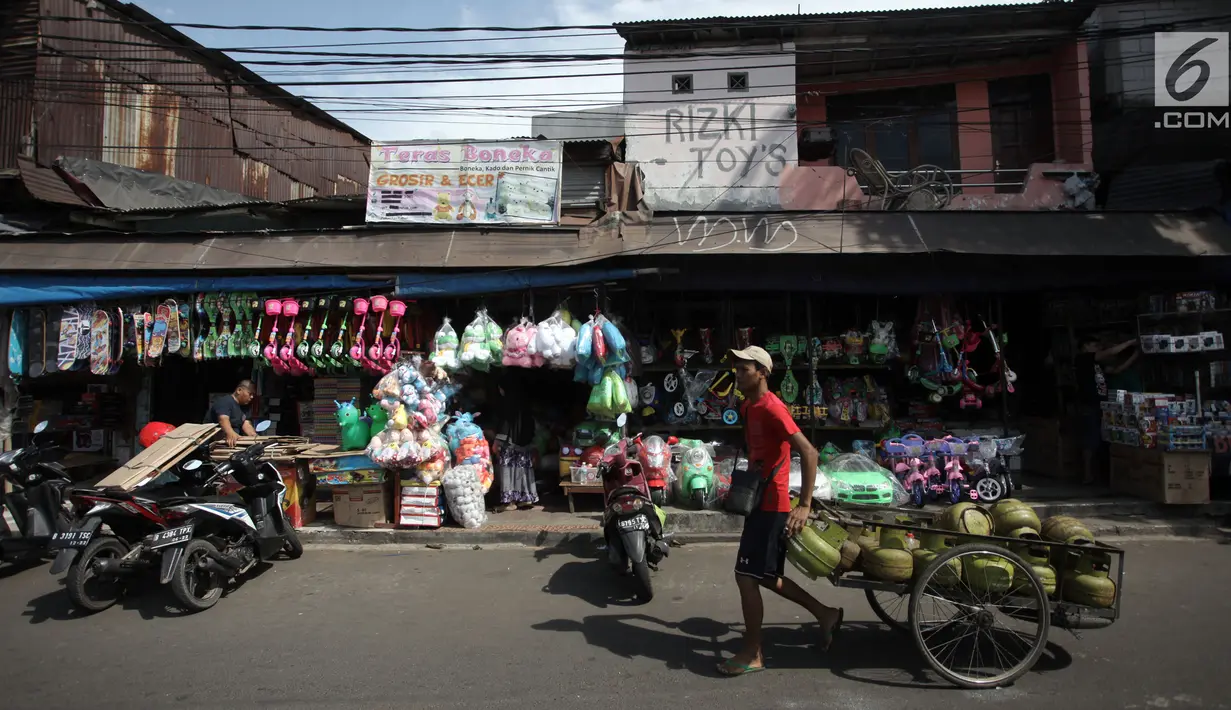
[804, 502, 1124, 689]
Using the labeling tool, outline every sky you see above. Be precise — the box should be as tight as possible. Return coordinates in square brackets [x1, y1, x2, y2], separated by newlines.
[149, 0, 1033, 143]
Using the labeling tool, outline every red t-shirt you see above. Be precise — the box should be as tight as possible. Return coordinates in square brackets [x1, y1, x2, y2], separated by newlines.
[741, 392, 800, 513]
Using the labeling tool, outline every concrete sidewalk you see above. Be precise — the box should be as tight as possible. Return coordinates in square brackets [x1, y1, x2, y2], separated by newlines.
[302, 479, 1231, 547]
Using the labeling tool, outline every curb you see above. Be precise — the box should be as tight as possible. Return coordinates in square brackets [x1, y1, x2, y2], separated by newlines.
[300, 518, 1230, 548]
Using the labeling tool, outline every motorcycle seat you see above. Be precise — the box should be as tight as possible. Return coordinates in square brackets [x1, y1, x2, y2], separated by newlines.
[197, 493, 246, 506]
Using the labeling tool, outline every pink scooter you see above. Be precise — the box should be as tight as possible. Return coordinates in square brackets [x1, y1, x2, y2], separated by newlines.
[349, 298, 370, 370]
[382, 300, 407, 369]
[279, 298, 311, 376]
[366, 295, 389, 375]
[263, 299, 287, 375]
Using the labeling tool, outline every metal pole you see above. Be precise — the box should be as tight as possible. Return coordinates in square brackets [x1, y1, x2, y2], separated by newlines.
[997, 295, 1010, 437]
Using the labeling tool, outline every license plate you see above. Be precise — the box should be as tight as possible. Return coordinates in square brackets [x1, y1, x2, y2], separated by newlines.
[148, 525, 194, 550]
[50, 530, 94, 549]
[617, 516, 649, 532]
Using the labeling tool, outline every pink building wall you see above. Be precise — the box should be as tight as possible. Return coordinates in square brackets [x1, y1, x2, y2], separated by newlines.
[796, 40, 1093, 179]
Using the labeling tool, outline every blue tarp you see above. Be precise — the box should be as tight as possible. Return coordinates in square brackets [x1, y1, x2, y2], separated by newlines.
[395, 268, 639, 297]
[0, 275, 391, 307]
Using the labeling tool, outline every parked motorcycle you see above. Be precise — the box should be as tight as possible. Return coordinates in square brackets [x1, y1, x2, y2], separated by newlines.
[48, 426, 262, 613]
[159, 430, 302, 613]
[0, 421, 74, 565]
[600, 434, 669, 602]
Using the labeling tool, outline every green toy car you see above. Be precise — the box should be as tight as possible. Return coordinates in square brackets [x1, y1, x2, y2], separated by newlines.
[828, 468, 896, 506]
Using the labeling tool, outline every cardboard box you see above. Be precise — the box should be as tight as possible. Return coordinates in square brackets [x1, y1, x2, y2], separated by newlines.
[331, 484, 390, 528]
[1109, 445, 1210, 504]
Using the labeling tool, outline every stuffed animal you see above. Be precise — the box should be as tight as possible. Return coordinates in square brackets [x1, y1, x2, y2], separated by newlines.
[335, 398, 371, 451]
[430, 318, 460, 372]
[502, 319, 536, 368]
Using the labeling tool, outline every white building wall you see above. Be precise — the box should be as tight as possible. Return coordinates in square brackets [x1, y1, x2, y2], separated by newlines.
[622, 42, 796, 105]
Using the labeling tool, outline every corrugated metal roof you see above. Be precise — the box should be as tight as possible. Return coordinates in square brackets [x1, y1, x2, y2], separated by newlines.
[614, 2, 1095, 45]
[1106, 160, 1230, 211]
[15, 156, 95, 206]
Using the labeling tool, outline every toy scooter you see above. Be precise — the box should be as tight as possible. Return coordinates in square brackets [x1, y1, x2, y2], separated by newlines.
[637, 434, 676, 506]
[675, 439, 715, 509]
[600, 435, 669, 602]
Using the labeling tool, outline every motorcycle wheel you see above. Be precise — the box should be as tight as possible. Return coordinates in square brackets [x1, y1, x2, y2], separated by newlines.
[651, 488, 666, 507]
[691, 489, 706, 510]
[911, 482, 926, 508]
[171, 539, 225, 613]
[66, 536, 128, 614]
[949, 480, 963, 504]
[632, 560, 654, 602]
[282, 525, 304, 560]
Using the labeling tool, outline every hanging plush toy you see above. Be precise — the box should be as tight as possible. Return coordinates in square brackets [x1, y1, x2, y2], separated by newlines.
[430, 318, 460, 372]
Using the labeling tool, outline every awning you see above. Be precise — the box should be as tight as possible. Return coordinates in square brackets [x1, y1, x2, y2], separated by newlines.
[0, 275, 391, 307]
[0, 225, 609, 271]
[395, 268, 641, 298]
[618, 211, 1231, 257]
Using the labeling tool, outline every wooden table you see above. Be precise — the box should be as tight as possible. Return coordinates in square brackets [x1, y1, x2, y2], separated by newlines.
[559, 482, 603, 513]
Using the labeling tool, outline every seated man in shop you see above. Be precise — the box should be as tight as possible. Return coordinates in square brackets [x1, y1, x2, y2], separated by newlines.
[205, 380, 258, 448]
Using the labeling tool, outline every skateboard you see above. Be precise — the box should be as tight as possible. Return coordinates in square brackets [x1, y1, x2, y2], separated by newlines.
[218, 293, 234, 359]
[74, 301, 95, 371]
[8, 309, 26, 381]
[193, 293, 207, 362]
[204, 293, 219, 360]
[57, 305, 82, 371]
[178, 302, 191, 358]
[165, 299, 181, 355]
[28, 309, 46, 378]
[89, 309, 111, 376]
[148, 303, 170, 362]
[109, 308, 125, 375]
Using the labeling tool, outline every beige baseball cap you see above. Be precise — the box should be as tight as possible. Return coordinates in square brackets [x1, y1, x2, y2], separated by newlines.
[730, 346, 773, 374]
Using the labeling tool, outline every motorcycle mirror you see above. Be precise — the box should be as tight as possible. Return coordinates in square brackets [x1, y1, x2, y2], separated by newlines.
[255, 420, 273, 433]
[183, 459, 203, 471]
[615, 413, 627, 428]
[33, 420, 49, 434]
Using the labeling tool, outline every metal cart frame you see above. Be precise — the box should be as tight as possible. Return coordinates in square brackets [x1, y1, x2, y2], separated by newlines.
[812, 502, 1124, 689]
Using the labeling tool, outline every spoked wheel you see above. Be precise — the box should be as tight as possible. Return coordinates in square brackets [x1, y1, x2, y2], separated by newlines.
[171, 539, 225, 613]
[909, 543, 1050, 689]
[866, 588, 910, 635]
[975, 476, 1007, 503]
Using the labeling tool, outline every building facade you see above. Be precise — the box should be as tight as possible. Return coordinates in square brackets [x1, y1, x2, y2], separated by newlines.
[0, 0, 370, 201]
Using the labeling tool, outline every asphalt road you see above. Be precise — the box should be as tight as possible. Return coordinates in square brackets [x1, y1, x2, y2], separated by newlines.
[0, 539, 1227, 710]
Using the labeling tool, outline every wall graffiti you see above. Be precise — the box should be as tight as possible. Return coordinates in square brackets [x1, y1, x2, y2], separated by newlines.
[625, 96, 799, 212]
[669, 214, 799, 253]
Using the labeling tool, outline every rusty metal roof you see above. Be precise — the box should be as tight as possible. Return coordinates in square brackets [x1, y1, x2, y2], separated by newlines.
[614, 2, 1095, 45]
[15, 156, 96, 206]
[89, 0, 369, 144]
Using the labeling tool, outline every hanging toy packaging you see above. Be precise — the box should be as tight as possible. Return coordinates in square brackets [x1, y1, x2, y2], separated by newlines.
[445, 412, 494, 492]
[430, 318, 460, 372]
[535, 310, 578, 369]
[459, 308, 503, 372]
[502, 318, 544, 368]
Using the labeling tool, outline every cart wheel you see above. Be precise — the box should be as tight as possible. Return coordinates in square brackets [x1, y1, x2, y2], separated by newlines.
[909, 543, 1050, 689]
[866, 588, 910, 635]
[975, 476, 1006, 503]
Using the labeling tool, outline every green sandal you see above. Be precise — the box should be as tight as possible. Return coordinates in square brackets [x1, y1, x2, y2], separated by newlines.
[716, 660, 765, 677]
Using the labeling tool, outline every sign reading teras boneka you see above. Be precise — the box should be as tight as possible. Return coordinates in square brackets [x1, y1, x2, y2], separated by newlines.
[366, 141, 562, 225]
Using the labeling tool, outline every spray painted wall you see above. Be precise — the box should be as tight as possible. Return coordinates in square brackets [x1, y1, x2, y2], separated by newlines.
[625, 96, 799, 211]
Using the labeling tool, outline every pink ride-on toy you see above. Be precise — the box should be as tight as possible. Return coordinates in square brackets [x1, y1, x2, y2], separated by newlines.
[279, 298, 306, 375]
[349, 298, 370, 369]
[263, 298, 287, 375]
[383, 300, 407, 368]
[367, 295, 388, 373]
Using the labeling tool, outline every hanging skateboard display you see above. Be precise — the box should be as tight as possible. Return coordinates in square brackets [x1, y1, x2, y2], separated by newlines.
[8, 309, 27, 381]
[89, 309, 111, 376]
[27, 309, 46, 378]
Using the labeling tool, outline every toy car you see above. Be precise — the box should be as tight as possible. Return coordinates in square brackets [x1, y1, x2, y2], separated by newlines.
[829, 469, 896, 506]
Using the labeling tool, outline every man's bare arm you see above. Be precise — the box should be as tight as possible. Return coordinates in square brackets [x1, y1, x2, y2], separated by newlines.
[241, 419, 257, 437]
[1095, 338, 1137, 362]
[789, 431, 819, 506]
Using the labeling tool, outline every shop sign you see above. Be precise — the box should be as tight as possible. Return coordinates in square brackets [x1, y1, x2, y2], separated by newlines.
[366, 141, 562, 225]
[624, 96, 798, 212]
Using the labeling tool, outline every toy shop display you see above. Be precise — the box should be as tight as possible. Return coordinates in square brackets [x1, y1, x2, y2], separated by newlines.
[879, 432, 1024, 506]
[822, 453, 908, 507]
[459, 308, 504, 371]
[1101, 390, 1211, 451]
[365, 356, 455, 470]
[442, 464, 489, 529]
[907, 298, 1016, 409]
[398, 483, 446, 528]
[444, 413, 494, 492]
[673, 439, 718, 509]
